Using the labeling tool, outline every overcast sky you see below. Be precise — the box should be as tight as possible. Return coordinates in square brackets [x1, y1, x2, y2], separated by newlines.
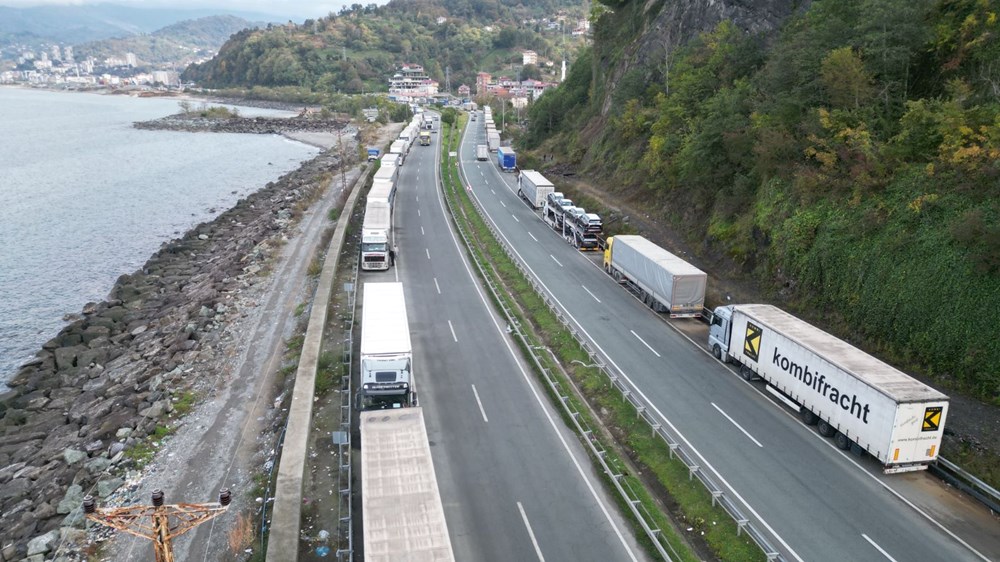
[1, 0, 368, 20]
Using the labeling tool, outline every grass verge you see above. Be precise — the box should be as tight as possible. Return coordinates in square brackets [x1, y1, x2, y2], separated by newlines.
[439, 119, 764, 562]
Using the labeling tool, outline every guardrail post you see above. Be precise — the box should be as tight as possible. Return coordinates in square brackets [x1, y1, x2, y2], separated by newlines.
[736, 519, 748, 537]
[651, 423, 660, 437]
[688, 465, 700, 481]
[668, 443, 679, 459]
[711, 490, 723, 507]
[636, 405, 645, 419]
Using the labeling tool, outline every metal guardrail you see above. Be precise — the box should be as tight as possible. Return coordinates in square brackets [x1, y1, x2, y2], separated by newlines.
[444, 127, 787, 561]
[335, 258, 359, 560]
[931, 457, 1000, 515]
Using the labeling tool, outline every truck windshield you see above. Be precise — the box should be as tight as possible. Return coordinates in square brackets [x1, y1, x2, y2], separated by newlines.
[361, 242, 386, 252]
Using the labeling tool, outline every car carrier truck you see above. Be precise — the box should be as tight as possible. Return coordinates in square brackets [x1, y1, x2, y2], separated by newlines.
[518, 170, 554, 209]
[708, 303, 949, 473]
[359, 282, 414, 410]
[603, 235, 706, 317]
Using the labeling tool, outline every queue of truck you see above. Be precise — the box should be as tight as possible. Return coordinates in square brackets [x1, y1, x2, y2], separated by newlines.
[479, 128, 948, 473]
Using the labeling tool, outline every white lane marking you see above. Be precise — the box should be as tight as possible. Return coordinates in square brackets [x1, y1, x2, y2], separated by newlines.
[630, 330, 661, 357]
[416, 195, 419, 202]
[421, 226, 425, 236]
[500, 200, 507, 208]
[517, 502, 546, 562]
[712, 403, 763, 448]
[528, 232, 538, 242]
[491, 189, 495, 195]
[417, 209, 421, 217]
[513, 215, 519, 223]
[440, 134, 640, 561]
[471, 384, 489, 423]
[550, 255, 563, 267]
[862, 534, 899, 562]
[448, 320, 458, 342]
[434, 277, 441, 294]
[582, 285, 601, 303]
[425, 248, 431, 260]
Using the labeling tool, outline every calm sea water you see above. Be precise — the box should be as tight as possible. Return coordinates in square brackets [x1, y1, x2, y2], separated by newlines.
[0, 88, 319, 385]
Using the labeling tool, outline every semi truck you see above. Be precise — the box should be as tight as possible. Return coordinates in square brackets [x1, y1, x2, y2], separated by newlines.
[707, 304, 949, 473]
[497, 146, 517, 172]
[389, 140, 407, 165]
[476, 144, 489, 161]
[360, 201, 392, 271]
[381, 152, 401, 168]
[487, 130, 501, 152]
[542, 192, 574, 230]
[419, 131, 432, 146]
[518, 170, 554, 209]
[361, 407, 454, 562]
[603, 235, 706, 317]
[368, 179, 396, 211]
[373, 162, 398, 186]
[564, 209, 603, 250]
[359, 282, 414, 410]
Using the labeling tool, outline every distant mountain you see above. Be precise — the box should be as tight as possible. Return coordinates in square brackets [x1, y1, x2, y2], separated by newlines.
[0, 3, 284, 46]
[73, 15, 260, 66]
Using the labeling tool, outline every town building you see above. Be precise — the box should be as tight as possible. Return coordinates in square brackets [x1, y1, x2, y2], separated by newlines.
[522, 50, 537, 66]
[388, 64, 439, 97]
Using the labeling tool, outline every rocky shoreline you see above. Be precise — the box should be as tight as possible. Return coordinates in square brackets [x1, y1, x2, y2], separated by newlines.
[0, 136, 348, 561]
[133, 113, 348, 135]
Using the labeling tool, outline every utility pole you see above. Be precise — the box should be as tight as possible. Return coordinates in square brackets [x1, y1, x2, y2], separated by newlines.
[445, 66, 451, 95]
[337, 126, 348, 194]
[83, 489, 231, 562]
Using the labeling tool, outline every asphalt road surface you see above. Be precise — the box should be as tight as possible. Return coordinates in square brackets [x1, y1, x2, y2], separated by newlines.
[358, 118, 649, 562]
[458, 115, 1000, 562]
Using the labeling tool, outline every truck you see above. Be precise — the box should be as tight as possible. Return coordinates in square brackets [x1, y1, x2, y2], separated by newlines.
[360, 201, 392, 271]
[517, 170, 554, 209]
[361, 407, 454, 561]
[497, 146, 516, 172]
[373, 162, 398, 187]
[487, 130, 501, 152]
[564, 209, 603, 250]
[381, 152, 401, 168]
[359, 282, 414, 410]
[707, 304, 949, 473]
[542, 192, 574, 230]
[366, 147, 381, 162]
[603, 235, 706, 317]
[368, 179, 396, 211]
[389, 140, 407, 165]
[476, 144, 489, 161]
[423, 114, 434, 130]
[419, 130, 432, 146]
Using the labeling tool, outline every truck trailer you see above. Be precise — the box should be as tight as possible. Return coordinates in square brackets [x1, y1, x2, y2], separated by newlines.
[603, 235, 706, 317]
[497, 146, 516, 172]
[359, 282, 414, 410]
[389, 140, 407, 165]
[517, 170, 554, 209]
[487, 131, 501, 152]
[368, 179, 396, 212]
[373, 162, 398, 186]
[476, 144, 489, 161]
[360, 201, 392, 271]
[708, 304, 949, 473]
[564, 210, 603, 250]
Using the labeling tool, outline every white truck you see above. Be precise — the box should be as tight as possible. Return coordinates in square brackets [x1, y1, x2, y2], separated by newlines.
[476, 144, 489, 161]
[359, 282, 414, 410]
[360, 201, 392, 271]
[487, 130, 500, 152]
[708, 304, 949, 473]
[603, 235, 706, 317]
[368, 179, 396, 211]
[373, 162, 398, 187]
[518, 170, 554, 209]
[389, 140, 406, 165]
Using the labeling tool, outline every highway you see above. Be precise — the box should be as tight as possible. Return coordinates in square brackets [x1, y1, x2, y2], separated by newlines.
[358, 118, 648, 562]
[457, 115, 1000, 562]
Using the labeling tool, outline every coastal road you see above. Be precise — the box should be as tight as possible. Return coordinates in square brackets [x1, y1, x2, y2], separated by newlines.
[458, 116, 1000, 562]
[364, 116, 649, 561]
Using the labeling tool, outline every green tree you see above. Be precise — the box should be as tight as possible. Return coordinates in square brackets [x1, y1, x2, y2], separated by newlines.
[820, 47, 874, 109]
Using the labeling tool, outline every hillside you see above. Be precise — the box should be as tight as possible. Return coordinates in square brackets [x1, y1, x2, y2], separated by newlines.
[182, 0, 587, 96]
[74, 15, 259, 66]
[524, 0, 1000, 410]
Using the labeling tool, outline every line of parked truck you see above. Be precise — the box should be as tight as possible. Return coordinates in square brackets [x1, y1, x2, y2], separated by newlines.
[489, 149, 949, 473]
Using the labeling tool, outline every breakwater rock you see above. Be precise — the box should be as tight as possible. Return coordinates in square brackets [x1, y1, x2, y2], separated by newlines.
[134, 113, 348, 135]
[0, 147, 344, 561]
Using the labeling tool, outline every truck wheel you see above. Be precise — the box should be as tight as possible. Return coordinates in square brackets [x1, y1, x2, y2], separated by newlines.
[799, 407, 818, 425]
[613, 270, 622, 282]
[818, 419, 837, 437]
[834, 432, 852, 450]
[712, 344, 722, 360]
[740, 365, 755, 381]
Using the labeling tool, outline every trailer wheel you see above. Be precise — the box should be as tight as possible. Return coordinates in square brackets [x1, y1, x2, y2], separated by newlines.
[740, 365, 755, 381]
[818, 419, 837, 437]
[799, 407, 818, 425]
[613, 269, 622, 282]
[834, 432, 852, 450]
[712, 344, 722, 360]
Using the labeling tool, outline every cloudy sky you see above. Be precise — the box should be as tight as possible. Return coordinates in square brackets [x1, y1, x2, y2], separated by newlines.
[1, 0, 365, 20]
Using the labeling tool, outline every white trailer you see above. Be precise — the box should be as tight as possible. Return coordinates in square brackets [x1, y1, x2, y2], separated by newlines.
[603, 235, 706, 317]
[476, 144, 489, 161]
[373, 162, 398, 186]
[361, 407, 454, 562]
[518, 170, 554, 209]
[368, 179, 396, 212]
[360, 201, 392, 271]
[359, 283, 414, 410]
[708, 304, 949, 473]
[389, 140, 406, 164]
[487, 131, 500, 152]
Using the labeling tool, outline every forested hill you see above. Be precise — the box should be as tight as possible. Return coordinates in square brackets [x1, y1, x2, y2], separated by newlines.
[182, 0, 586, 94]
[526, 0, 1000, 403]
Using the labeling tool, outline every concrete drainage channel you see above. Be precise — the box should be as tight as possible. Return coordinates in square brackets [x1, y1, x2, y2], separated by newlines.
[265, 158, 372, 562]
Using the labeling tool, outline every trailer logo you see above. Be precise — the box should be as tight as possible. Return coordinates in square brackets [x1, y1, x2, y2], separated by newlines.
[923, 407, 942, 432]
[744, 322, 762, 362]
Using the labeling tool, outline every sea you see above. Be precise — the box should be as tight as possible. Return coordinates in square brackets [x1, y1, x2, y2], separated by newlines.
[0, 87, 320, 387]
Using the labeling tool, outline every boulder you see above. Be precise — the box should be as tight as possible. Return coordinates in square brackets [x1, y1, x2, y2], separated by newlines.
[97, 477, 124, 498]
[26, 530, 59, 556]
[56, 484, 83, 514]
[84, 457, 112, 475]
[61, 505, 85, 528]
[62, 449, 86, 466]
[0, 477, 31, 501]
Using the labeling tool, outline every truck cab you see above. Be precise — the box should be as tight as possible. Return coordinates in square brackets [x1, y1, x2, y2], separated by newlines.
[367, 147, 381, 162]
[707, 305, 733, 362]
[360, 229, 390, 270]
[360, 355, 412, 410]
